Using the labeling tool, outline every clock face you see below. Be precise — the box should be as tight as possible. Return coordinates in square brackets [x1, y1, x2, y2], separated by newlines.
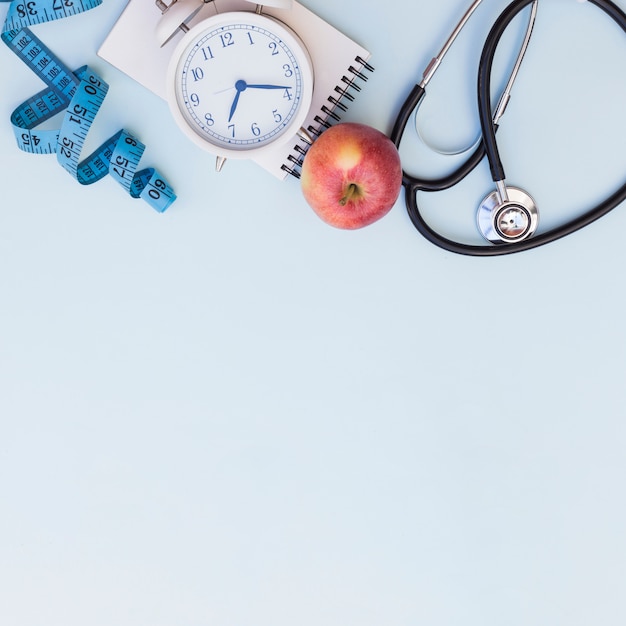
[167, 12, 314, 158]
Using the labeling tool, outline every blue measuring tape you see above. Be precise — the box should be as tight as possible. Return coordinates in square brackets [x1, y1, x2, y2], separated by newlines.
[1, 0, 176, 212]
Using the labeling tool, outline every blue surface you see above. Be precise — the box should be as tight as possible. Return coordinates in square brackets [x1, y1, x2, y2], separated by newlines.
[2, 1, 626, 625]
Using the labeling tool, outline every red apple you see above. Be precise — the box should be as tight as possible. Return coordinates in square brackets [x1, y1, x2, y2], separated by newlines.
[300, 122, 402, 229]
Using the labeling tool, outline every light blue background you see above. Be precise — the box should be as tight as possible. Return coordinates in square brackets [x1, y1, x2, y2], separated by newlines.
[2, 1, 626, 624]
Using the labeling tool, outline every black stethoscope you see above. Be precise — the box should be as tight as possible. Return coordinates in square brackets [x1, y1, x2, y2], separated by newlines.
[390, 0, 626, 256]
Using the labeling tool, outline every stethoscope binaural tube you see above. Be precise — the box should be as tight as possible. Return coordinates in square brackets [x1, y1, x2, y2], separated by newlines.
[392, 0, 626, 256]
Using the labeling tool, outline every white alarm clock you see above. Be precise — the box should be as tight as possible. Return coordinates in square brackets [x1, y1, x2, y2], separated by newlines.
[156, 0, 314, 170]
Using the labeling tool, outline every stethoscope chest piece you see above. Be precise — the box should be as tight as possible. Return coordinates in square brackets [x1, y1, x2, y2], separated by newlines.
[477, 186, 538, 244]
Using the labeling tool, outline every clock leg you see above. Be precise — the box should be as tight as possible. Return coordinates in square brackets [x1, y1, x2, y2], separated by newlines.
[216, 156, 227, 172]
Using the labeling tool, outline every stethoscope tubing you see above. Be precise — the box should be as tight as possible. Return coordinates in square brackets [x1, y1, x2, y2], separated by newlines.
[402, 176, 626, 257]
[391, 85, 491, 194]
[393, 0, 626, 256]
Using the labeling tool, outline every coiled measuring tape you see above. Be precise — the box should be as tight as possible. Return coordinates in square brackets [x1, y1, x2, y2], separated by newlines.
[1, 0, 176, 212]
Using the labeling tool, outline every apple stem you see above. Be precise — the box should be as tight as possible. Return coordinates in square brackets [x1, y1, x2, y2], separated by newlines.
[339, 183, 359, 206]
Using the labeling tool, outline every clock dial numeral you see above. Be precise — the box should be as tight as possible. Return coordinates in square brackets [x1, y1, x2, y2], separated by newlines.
[201, 46, 214, 61]
[220, 33, 234, 48]
[268, 41, 279, 56]
[191, 67, 204, 81]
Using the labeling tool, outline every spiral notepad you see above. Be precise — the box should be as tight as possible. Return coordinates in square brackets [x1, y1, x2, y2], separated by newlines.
[97, 0, 373, 180]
